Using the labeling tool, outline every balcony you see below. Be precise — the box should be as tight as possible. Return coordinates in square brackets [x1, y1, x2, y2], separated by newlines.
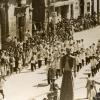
[50, 0, 68, 3]
[50, 0, 74, 7]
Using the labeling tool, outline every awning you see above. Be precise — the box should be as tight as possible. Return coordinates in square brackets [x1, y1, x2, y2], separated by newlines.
[50, 0, 74, 7]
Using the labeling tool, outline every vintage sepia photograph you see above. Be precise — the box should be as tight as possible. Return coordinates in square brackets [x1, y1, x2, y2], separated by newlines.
[0, 0, 100, 100]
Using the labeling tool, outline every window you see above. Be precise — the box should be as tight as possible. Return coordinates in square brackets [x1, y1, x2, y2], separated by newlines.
[87, 2, 90, 12]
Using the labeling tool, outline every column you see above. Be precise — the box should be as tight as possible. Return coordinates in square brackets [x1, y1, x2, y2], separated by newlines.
[68, 4, 71, 19]
[16, 0, 27, 42]
[91, 0, 94, 15]
[5, 0, 9, 38]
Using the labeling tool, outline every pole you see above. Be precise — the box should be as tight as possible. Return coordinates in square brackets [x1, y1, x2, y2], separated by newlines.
[97, 0, 100, 24]
[32, 0, 35, 36]
[47, 0, 50, 42]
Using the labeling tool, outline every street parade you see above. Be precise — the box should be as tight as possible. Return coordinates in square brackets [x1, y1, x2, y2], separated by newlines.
[0, 0, 100, 100]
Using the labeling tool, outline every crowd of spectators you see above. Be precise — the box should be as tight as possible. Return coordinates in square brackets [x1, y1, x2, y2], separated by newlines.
[48, 13, 98, 42]
[0, 13, 99, 99]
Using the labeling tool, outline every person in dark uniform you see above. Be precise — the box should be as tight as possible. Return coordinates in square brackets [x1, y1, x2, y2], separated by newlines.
[60, 48, 75, 100]
[15, 56, 19, 74]
[49, 78, 60, 100]
[47, 66, 55, 85]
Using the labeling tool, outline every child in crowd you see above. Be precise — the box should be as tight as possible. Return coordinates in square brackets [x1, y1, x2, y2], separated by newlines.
[49, 78, 60, 100]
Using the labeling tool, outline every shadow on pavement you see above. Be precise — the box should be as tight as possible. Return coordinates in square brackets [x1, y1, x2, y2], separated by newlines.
[75, 97, 88, 100]
[37, 72, 46, 74]
[33, 83, 48, 87]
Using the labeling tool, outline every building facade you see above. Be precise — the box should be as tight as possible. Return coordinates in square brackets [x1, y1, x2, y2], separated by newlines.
[32, 0, 80, 31]
[46, 0, 80, 22]
[84, 0, 91, 15]
[80, 0, 100, 16]
[0, 0, 9, 49]
[32, 0, 100, 31]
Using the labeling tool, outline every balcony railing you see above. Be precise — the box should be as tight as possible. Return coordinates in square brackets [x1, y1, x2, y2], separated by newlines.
[50, 0, 68, 3]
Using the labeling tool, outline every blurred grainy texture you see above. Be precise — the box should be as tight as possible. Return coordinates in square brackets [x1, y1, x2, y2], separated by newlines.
[0, 0, 100, 100]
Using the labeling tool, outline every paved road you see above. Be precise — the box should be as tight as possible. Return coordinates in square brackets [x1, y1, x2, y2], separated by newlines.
[3, 26, 100, 100]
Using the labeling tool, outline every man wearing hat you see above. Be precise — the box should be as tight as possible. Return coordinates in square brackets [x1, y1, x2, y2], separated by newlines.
[60, 47, 75, 100]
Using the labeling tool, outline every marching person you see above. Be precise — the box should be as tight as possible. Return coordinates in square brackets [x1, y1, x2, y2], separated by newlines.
[9, 55, 15, 75]
[90, 55, 98, 77]
[30, 53, 36, 71]
[44, 48, 49, 66]
[18, 57, 22, 73]
[37, 50, 42, 68]
[86, 74, 92, 99]
[76, 52, 82, 72]
[14, 55, 19, 74]
[88, 80, 100, 100]
[47, 61, 55, 85]
[55, 56, 61, 79]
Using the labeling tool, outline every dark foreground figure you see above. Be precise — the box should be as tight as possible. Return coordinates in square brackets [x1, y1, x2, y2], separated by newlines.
[60, 48, 75, 100]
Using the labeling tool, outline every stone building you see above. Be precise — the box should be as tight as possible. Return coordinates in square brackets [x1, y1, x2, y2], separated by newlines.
[80, 0, 100, 16]
[45, 0, 80, 23]
[84, 0, 91, 15]
[32, 0, 80, 31]
[0, 0, 9, 49]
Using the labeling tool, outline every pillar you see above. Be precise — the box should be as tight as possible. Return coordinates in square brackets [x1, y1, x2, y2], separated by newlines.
[91, 0, 94, 15]
[0, 0, 9, 49]
[5, 0, 9, 38]
[80, 0, 84, 17]
[16, 0, 27, 42]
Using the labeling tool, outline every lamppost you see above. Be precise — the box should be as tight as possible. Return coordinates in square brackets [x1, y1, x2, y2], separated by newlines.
[15, 0, 28, 42]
